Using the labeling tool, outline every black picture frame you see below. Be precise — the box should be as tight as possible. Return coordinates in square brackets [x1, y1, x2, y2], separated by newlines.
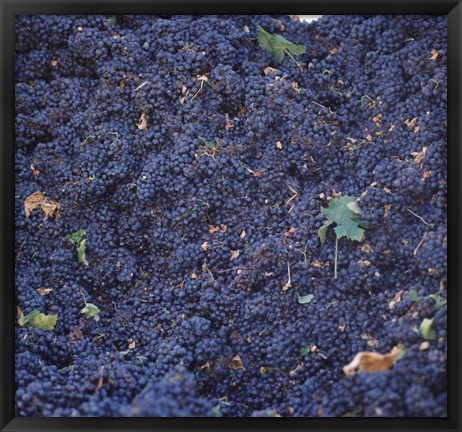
[1, 1, 460, 431]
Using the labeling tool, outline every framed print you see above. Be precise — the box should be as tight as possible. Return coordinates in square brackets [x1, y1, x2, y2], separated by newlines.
[1, 1, 460, 431]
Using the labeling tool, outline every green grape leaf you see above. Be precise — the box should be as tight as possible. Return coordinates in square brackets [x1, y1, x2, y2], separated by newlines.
[320, 196, 365, 242]
[297, 292, 314, 305]
[77, 239, 89, 265]
[409, 290, 421, 302]
[321, 196, 359, 225]
[428, 293, 447, 311]
[257, 26, 306, 64]
[420, 318, 436, 340]
[19, 310, 57, 331]
[67, 229, 86, 245]
[318, 220, 332, 244]
[81, 302, 101, 321]
[198, 136, 216, 149]
[347, 201, 361, 215]
[395, 343, 407, 360]
[334, 219, 365, 242]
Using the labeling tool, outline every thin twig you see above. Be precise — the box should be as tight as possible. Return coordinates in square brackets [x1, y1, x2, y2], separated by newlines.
[134, 81, 150, 91]
[414, 231, 429, 256]
[407, 209, 434, 228]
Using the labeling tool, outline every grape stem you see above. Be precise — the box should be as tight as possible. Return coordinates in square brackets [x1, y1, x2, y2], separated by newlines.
[334, 237, 339, 279]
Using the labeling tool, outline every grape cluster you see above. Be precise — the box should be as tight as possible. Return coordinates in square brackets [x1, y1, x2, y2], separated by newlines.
[15, 14, 447, 417]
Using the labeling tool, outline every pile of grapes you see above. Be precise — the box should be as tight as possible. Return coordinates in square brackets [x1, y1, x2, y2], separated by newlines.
[15, 14, 447, 417]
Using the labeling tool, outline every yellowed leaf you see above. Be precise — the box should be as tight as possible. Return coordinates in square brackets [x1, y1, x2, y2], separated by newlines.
[276, 141, 283, 149]
[343, 347, 401, 375]
[422, 170, 432, 179]
[17, 306, 24, 320]
[128, 339, 136, 350]
[243, 25, 250, 33]
[181, 85, 187, 94]
[201, 242, 208, 251]
[329, 47, 339, 55]
[338, 324, 346, 333]
[209, 225, 220, 234]
[240, 230, 246, 238]
[228, 354, 245, 370]
[230, 250, 240, 261]
[137, 112, 148, 131]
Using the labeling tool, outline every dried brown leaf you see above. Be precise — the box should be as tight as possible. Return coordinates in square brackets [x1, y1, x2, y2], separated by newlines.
[37, 288, 53, 296]
[253, 169, 267, 177]
[388, 290, 404, 309]
[41, 200, 61, 220]
[228, 355, 245, 370]
[429, 49, 439, 60]
[225, 113, 234, 130]
[361, 243, 372, 253]
[420, 341, 430, 350]
[289, 363, 303, 377]
[24, 192, 46, 217]
[276, 141, 283, 149]
[283, 227, 297, 244]
[24, 192, 60, 220]
[343, 347, 401, 375]
[137, 112, 148, 131]
[422, 170, 432, 179]
[282, 282, 292, 292]
[30, 163, 40, 176]
[264, 66, 279, 76]
[201, 242, 208, 252]
[230, 250, 240, 262]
